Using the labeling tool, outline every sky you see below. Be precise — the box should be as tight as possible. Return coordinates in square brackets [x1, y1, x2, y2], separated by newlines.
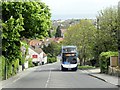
[41, 0, 119, 20]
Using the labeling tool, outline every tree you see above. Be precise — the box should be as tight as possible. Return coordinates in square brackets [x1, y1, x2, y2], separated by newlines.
[43, 41, 61, 57]
[2, 1, 51, 78]
[63, 19, 97, 65]
[96, 6, 118, 52]
[20, 2, 51, 39]
[55, 25, 62, 38]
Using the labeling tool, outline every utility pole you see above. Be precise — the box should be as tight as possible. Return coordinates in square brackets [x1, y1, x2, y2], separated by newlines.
[117, 1, 120, 78]
[96, 18, 100, 67]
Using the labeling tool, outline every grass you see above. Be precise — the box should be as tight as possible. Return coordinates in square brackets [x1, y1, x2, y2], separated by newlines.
[78, 65, 95, 70]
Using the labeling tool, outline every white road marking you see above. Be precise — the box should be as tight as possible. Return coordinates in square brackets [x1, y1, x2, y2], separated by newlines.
[13, 77, 20, 83]
[45, 69, 51, 88]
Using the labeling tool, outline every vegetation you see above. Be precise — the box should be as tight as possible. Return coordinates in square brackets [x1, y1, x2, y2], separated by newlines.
[43, 41, 62, 63]
[2, 1, 51, 79]
[99, 51, 118, 73]
[63, 6, 118, 69]
[78, 65, 95, 70]
[47, 57, 57, 63]
[28, 58, 35, 68]
[55, 25, 62, 38]
[63, 19, 97, 66]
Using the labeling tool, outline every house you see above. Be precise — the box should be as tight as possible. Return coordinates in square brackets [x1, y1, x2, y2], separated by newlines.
[29, 39, 43, 47]
[42, 53, 47, 64]
[54, 37, 64, 43]
[27, 46, 47, 65]
[60, 29, 66, 38]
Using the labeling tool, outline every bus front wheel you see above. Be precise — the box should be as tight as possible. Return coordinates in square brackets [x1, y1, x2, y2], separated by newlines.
[61, 66, 66, 71]
[72, 67, 77, 71]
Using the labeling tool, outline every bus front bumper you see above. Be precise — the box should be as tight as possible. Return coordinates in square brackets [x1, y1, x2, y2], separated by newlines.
[61, 64, 77, 69]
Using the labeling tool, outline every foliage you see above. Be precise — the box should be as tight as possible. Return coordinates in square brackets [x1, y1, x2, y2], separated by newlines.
[28, 58, 34, 68]
[55, 25, 62, 37]
[78, 65, 95, 70]
[20, 40, 29, 65]
[43, 41, 62, 57]
[43, 41, 61, 63]
[92, 6, 118, 67]
[63, 19, 97, 65]
[99, 51, 118, 73]
[2, 1, 51, 79]
[96, 6, 118, 52]
[0, 56, 5, 80]
[20, 2, 51, 39]
[47, 57, 56, 63]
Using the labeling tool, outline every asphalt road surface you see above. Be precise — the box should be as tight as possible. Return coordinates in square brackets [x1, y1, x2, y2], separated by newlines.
[2, 62, 118, 89]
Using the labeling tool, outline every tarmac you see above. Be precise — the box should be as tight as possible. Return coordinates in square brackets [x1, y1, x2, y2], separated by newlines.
[0, 67, 120, 89]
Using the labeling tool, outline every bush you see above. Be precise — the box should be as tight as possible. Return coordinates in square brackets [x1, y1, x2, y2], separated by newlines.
[28, 58, 34, 68]
[0, 56, 5, 80]
[47, 57, 57, 63]
[12, 59, 19, 76]
[100, 51, 118, 73]
[78, 65, 95, 70]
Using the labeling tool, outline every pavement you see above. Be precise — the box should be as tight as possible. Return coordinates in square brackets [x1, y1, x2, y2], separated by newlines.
[0, 66, 39, 89]
[84, 68, 120, 87]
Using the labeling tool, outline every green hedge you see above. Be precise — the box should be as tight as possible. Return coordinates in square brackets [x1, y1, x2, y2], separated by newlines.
[0, 56, 20, 80]
[0, 56, 5, 80]
[28, 58, 34, 68]
[78, 65, 95, 70]
[100, 51, 118, 73]
[47, 57, 57, 63]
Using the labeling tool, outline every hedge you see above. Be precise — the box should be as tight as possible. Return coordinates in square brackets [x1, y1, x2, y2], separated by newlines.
[99, 51, 118, 73]
[28, 58, 34, 68]
[47, 57, 57, 63]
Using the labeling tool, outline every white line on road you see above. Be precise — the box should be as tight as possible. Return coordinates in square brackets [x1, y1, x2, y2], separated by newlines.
[45, 69, 51, 88]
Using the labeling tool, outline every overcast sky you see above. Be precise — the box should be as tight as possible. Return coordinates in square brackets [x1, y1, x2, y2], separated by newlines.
[41, 0, 119, 20]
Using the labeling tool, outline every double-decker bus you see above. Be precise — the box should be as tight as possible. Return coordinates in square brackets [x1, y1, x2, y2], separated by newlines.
[61, 46, 78, 71]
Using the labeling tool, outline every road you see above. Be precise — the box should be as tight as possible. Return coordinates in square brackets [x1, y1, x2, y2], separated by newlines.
[2, 61, 118, 89]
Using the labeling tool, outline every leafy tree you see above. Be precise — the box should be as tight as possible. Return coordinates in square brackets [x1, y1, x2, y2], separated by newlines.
[20, 2, 51, 39]
[43, 41, 61, 57]
[2, 1, 51, 78]
[63, 19, 97, 65]
[2, 2, 24, 78]
[55, 25, 62, 38]
[96, 6, 118, 52]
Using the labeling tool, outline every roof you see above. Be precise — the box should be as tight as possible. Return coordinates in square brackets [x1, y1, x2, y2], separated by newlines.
[30, 46, 43, 54]
[43, 53, 47, 57]
[29, 39, 42, 46]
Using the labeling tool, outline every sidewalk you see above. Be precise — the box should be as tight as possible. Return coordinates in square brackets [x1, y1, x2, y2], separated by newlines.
[0, 66, 39, 89]
[86, 68, 119, 87]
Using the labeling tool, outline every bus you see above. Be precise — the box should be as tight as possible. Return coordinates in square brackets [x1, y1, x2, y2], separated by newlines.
[61, 46, 78, 71]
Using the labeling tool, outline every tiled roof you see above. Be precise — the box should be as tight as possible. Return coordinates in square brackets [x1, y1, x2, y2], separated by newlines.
[43, 53, 47, 57]
[29, 39, 42, 46]
[30, 46, 43, 54]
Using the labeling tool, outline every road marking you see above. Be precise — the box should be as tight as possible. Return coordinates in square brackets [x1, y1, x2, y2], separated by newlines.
[13, 77, 21, 83]
[45, 69, 51, 88]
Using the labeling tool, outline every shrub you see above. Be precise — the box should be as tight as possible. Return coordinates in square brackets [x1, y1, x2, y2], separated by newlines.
[28, 58, 34, 68]
[78, 65, 95, 70]
[12, 59, 19, 76]
[0, 56, 5, 80]
[99, 51, 118, 73]
[47, 57, 57, 63]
